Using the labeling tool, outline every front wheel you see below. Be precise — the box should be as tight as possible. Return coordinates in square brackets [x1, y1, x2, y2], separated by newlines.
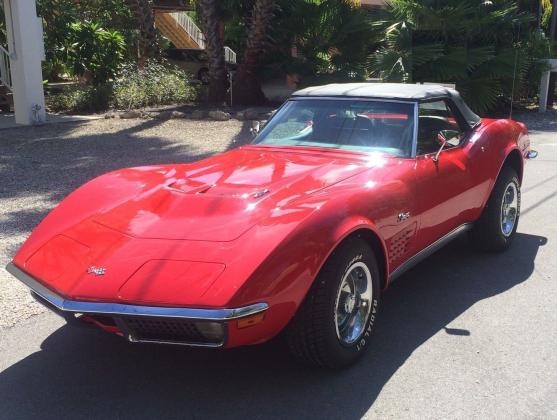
[286, 238, 381, 368]
[470, 166, 521, 251]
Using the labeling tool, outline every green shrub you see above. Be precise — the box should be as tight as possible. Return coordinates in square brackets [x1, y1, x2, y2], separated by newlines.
[67, 21, 126, 85]
[45, 61, 197, 113]
[46, 85, 112, 113]
[112, 61, 197, 110]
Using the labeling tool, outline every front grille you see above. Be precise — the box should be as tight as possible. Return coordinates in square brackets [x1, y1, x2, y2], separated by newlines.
[117, 316, 225, 346]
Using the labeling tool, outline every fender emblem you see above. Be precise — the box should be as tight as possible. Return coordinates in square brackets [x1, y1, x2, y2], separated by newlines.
[398, 212, 410, 222]
[87, 266, 106, 276]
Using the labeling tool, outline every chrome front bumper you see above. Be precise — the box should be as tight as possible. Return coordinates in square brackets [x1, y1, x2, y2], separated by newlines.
[5, 262, 268, 347]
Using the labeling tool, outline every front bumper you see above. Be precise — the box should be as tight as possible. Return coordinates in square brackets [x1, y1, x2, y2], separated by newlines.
[6, 263, 268, 347]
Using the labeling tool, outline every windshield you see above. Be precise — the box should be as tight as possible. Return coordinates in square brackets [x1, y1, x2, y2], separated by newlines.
[255, 99, 416, 157]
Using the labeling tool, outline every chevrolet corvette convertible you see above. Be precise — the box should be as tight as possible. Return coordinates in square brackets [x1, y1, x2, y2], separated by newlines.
[7, 83, 537, 368]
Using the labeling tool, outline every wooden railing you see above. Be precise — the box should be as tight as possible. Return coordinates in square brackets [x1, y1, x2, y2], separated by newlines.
[169, 12, 205, 49]
[162, 12, 237, 64]
[0, 44, 13, 91]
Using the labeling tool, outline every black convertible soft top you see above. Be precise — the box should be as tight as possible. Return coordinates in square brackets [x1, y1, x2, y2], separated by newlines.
[293, 83, 481, 127]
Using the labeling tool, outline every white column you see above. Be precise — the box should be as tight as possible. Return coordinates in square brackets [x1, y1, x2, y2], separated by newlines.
[3, 0, 46, 125]
[539, 69, 550, 113]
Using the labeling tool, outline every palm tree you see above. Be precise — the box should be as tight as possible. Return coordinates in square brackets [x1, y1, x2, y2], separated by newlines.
[551, 0, 557, 38]
[546, 0, 557, 107]
[368, 0, 542, 113]
[197, 0, 228, 104]
[125, 0, 158, 62]
[232, 0, 276, 105]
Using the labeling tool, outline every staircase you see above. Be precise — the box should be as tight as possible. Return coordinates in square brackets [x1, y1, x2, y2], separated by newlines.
[155, 12, 205, 49]
[154, 10, 236, 64]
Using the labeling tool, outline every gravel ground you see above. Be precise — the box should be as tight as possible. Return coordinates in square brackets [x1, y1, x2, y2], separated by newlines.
[0, 118, 250, 328]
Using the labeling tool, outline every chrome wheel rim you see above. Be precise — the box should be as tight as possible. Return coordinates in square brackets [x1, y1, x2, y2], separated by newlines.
[501, 182, 519, 237]
[334, 262, 373, 345]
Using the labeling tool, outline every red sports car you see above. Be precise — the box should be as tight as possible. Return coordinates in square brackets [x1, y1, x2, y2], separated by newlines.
[7, 83, 537, 368]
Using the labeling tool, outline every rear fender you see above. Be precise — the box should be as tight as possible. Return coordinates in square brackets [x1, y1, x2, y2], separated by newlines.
[479, 121, 526, 211]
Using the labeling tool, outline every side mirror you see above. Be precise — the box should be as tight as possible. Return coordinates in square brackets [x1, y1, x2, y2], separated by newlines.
[433, 129, 461, 162]
[250, 121, 261, 138]
[526, 150, 538, 159]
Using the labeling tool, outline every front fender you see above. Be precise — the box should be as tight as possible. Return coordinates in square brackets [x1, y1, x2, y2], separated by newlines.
[227, 195, 385, 343]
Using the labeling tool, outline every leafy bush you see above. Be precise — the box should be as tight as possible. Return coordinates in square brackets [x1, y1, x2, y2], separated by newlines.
[46, 61, 197, 113]
[46, 85, 113, 113]
[112, 61, 197, 110]
[67, 21, 126, 85]
[38, 0, 136, 81]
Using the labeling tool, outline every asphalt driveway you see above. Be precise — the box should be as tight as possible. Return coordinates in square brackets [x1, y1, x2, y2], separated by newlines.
[0, 114, 556, 419]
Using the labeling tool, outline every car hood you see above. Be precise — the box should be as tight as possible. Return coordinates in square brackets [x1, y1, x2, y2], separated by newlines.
[93, 146, 368, 241]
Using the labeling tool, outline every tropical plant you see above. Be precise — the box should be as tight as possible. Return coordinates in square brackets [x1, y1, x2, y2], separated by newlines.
[368, 0, 555, 113]
[38, 0, 137, 80]
[66, 21, 126, 84]
[269, 0, 375, 79]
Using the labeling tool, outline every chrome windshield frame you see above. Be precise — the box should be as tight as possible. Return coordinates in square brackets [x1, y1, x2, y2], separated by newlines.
[254, 96, 420, 159]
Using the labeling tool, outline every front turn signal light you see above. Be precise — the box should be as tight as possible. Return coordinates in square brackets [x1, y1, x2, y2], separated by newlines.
[236, 312, 265, 329]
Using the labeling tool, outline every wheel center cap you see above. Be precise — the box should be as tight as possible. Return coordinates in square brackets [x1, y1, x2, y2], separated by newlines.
[345, 294, 356, 313]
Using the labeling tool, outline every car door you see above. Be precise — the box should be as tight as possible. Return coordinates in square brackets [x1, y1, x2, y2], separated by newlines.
[413, 99, 477, 251]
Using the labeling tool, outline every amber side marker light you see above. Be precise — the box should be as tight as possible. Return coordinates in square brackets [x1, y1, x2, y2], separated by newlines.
[237, 312, 265, 329]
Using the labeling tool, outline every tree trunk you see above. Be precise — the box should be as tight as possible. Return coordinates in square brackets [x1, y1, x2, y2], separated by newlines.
[547, 0, 557, 108]
[233, 0, 275, 106]
[126, 0, 158, 63]
[532, 0, 541, 28]
[549, 0, 557, 41]
[198, 0, 227, 104]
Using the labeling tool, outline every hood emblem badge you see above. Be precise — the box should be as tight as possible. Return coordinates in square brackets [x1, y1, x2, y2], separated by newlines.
[87, 266, 106, 276]
[253, 188, 270, 199]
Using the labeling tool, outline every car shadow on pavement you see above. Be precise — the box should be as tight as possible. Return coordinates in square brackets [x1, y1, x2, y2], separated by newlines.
[0, 232, 547, 419]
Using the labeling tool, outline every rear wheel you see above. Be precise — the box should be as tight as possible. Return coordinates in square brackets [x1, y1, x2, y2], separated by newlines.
[286, 238, 381, 368]
[470, 166, 520, 251]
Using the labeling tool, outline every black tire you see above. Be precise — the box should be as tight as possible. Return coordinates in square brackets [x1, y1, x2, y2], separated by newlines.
[470, 166, 521, 251]
[286, 237, 381, 368]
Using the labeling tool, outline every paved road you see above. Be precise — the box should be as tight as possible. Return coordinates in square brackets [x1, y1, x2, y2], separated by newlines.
[1, 116, 556, 419]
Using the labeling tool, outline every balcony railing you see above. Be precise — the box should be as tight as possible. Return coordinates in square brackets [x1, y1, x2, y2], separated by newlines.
[0, 44, 13, 91]
[224, 47, 237, 65]
[170, 12, 205, 49]
[167, 13, 237, 64]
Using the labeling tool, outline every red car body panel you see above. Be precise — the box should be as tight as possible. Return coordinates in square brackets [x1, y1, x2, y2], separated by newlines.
[9, 104, 531, 347]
